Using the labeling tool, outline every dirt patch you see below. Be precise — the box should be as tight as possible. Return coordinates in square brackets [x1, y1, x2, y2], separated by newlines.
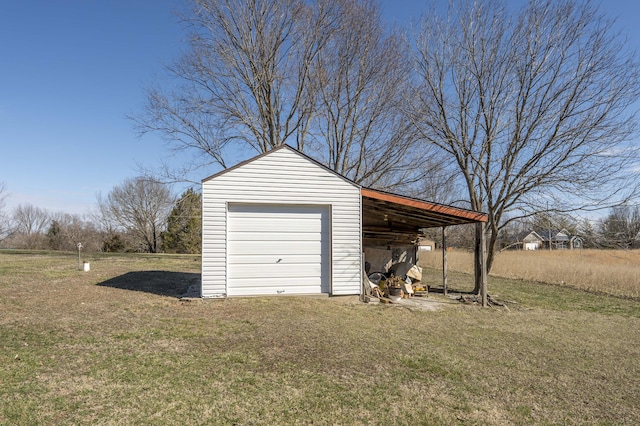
[396, 295, 457, 311]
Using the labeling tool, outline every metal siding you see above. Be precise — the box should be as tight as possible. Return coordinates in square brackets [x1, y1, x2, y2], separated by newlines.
[200, 198, 227, 297]
[201, 147, 361, 297]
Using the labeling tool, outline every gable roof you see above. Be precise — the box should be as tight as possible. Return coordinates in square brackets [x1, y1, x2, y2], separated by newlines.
[201, 144, 357, 188]
[522, 230, 544, 241]
[201, 145, 488, 234]
[537, 229, 571, 242]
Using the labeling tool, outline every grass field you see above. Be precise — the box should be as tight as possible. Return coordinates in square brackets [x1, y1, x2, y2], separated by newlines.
[419, 248, 640, 300]
[1, 250, 639, 424]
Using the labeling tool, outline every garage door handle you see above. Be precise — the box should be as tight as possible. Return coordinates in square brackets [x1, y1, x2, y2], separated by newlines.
[276, 258, 283, 263]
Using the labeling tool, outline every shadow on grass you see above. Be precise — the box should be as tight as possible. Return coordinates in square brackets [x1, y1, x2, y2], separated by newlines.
[97, 271, 201, 298]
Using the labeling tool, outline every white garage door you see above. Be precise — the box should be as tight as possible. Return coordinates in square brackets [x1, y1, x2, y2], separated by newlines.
[227, 204, 331, 296]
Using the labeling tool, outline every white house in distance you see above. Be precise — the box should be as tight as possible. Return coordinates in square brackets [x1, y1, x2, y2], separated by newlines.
[201, 146, 487, 298]
[521, 230, 583, 250]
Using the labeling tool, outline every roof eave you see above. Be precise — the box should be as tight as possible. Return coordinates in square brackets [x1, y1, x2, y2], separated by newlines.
[361, 187, 488, 224]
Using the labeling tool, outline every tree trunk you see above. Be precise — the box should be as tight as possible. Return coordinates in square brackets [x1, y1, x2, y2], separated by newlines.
[473, 223, 482, 294]
[485, 224, 500, 275]
[473, 222, 488, 307]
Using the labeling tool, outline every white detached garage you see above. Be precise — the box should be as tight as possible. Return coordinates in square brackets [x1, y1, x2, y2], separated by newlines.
[201, 146, 361, 298]
[201, 145, 489, 299]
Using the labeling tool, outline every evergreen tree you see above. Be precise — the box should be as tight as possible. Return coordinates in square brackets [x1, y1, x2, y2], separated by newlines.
[47, 220, 63, 250]
[577, 219, 599, 249]
[163, 188, 202, 254]
[102, 233, 127, 253]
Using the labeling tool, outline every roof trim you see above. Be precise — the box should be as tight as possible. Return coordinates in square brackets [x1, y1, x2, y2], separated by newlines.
[201, 144, 360, 189]
[524, 230, 544, 240]
[361, 187, 488, 223]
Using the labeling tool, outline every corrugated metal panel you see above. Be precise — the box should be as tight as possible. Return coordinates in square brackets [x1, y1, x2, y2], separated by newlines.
[201, 146, 361, 298]
[227, 204, 330, 296]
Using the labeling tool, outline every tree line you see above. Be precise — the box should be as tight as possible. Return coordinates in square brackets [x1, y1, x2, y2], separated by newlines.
[0, 180, 201, 254]
[1, 177, 638, 254]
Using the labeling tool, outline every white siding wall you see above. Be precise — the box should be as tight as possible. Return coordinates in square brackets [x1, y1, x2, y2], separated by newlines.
[201, 147, 362, 297]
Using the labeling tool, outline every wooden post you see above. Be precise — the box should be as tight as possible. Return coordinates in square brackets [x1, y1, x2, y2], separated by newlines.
[480, 222, 488, 307]
[442, 226, 448, 295]
[474, 223, 481, 294]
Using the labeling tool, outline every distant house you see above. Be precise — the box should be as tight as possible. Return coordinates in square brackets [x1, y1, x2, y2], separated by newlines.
[417, 238, 436, 252]
[522, 231, 544, 250]
[520, 229, 583, 250]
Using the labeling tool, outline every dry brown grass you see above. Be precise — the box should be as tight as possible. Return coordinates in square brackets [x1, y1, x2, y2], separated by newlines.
[419, 248, 640, 299]
[1, 250, 639, 424]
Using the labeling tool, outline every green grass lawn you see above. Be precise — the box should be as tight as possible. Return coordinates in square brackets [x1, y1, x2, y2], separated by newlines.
[1, 251, 639, 424]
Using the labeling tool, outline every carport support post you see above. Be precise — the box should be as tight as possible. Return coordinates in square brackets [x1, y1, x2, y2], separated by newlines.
[442, 226, 448, 295]
[474, 222, 488, 307]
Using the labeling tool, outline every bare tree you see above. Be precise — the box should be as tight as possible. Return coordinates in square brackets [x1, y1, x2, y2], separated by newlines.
[97, 178, 174, 253]
[577, 218, 599, 249]
[12, 204, 50, 249]
[599, 205, 640, 249]
[410, 0, 640, 281]
[0, 182, 12, 243]
[133, 0, 338, 180]
[132, 0, 438, 193]
[46, 212, 102, 252]
[304, 0, 423, 191]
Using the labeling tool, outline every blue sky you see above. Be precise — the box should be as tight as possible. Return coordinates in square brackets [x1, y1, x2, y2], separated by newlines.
[1, 0, 185, 214]
[1, 0, 639, 215]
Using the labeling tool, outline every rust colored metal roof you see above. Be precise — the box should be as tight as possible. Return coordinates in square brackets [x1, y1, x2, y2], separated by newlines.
[361, 187, 487, 244]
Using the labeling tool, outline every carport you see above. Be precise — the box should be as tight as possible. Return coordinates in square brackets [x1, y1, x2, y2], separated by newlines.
[361, 187, 489, 306]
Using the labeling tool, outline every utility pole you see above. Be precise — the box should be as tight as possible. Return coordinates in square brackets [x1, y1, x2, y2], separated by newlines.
[547, 201, 552, 251]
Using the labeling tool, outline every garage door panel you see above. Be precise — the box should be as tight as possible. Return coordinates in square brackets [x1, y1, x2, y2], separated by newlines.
[228, 241, 322, 256]
[228, 232, 323, 242]
[228, 204, 324, 215]
[227, 204, 330, 296]
[228, 280, 324, 296]
[228, 254, 323, 265]
[230, 219, 323, 233]
[228, 264, 322, 279]
[230, 277, 321, 287]
[230, 213, 322, 221]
